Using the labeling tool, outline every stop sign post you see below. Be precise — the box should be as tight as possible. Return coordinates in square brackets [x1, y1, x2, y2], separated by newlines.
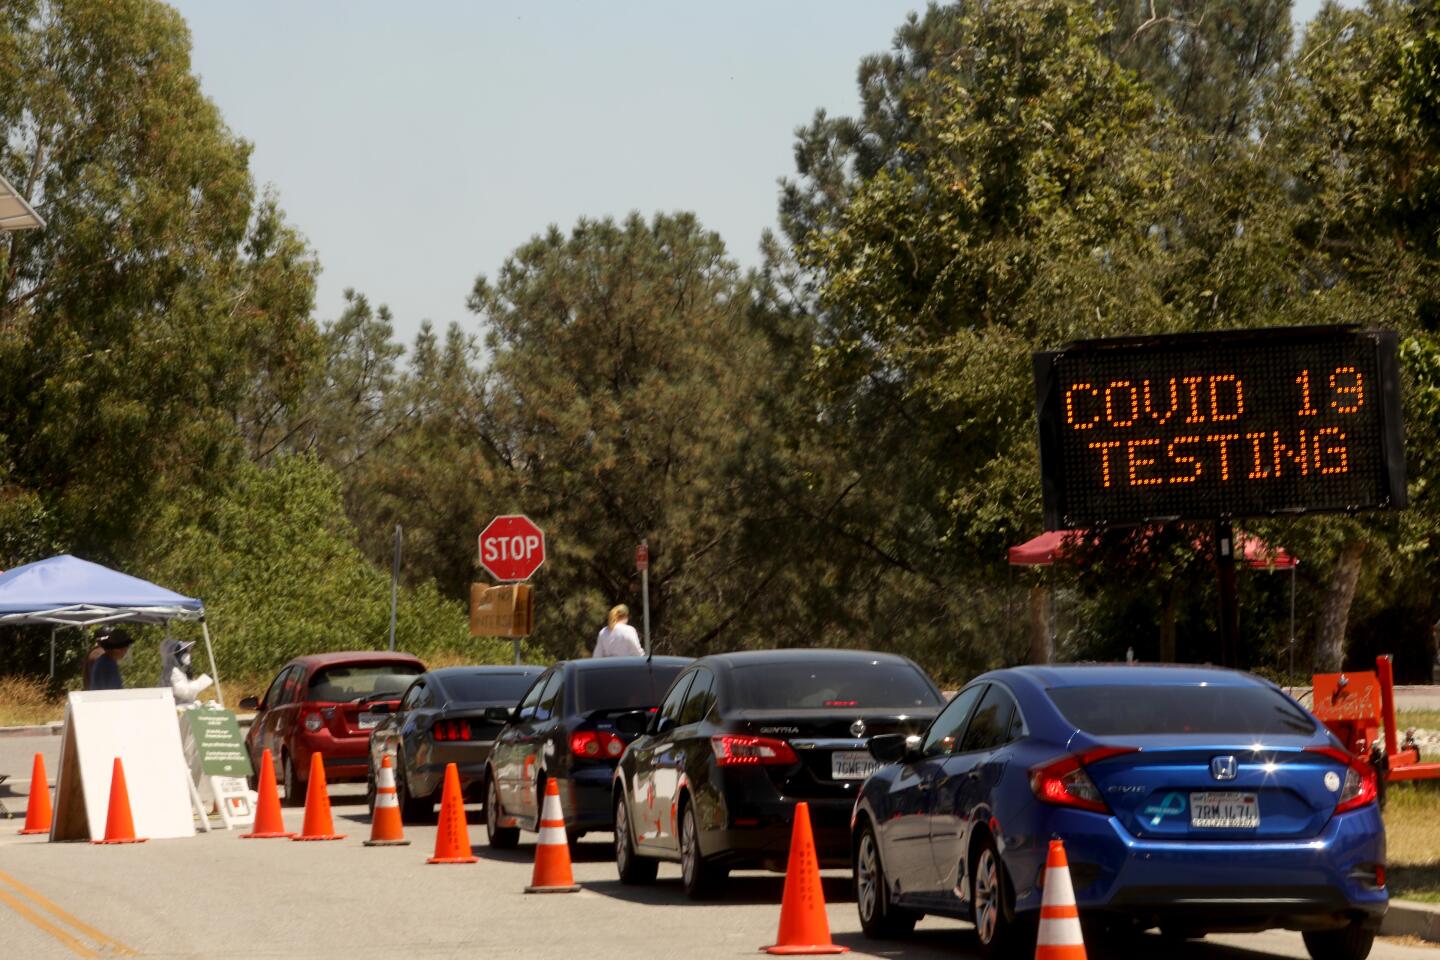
[478, 515, 546, 582]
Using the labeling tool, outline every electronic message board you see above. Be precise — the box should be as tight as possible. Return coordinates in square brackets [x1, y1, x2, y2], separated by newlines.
[1032, 327, 1406, 530]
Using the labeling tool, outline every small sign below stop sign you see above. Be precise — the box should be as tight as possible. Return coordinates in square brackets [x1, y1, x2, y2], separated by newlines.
[478, 515, 546, 582]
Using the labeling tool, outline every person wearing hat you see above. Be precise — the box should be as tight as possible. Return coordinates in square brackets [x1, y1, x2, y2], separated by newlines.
[159, 637, 212, 705]
[86, 627, 135, 691]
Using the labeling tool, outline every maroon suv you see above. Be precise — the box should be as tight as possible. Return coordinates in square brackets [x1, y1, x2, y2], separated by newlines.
[242, 652, 425, 804]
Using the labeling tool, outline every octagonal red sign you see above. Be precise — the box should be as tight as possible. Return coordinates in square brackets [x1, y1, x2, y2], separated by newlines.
[478, 515, 546, 582]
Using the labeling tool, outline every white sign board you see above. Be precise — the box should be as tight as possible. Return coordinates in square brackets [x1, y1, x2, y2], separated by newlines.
[52, 688, 197, 841]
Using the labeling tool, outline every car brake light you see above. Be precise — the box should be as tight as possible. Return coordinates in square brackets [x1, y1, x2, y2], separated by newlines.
[571, 730, 625, 759]
[1029, 747, 1136, 814]
[1306, 746, 1378, 814]
[710, 735, 798, 766]
[303, 712, 322, 732]
[460, 721, 471, 741]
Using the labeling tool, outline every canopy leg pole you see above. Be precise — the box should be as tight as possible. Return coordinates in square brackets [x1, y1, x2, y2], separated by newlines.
[49, 628, 56, 679]
[201, 620, 223, 707]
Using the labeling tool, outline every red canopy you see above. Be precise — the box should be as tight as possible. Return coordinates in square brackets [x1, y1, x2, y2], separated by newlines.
[1007, 529, 1296, 570]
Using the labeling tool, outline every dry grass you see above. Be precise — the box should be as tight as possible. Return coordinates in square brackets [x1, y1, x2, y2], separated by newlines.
[1384, 781, 1440, 902]
[0, 675, 63, 727]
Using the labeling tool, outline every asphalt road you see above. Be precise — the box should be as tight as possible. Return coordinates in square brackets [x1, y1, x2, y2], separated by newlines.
[1, 733, 1436, 960]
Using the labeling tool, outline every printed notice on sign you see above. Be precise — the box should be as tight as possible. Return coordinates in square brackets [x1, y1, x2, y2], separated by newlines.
[185, 708, 253, 778]
[1032, 327, 1406, 529]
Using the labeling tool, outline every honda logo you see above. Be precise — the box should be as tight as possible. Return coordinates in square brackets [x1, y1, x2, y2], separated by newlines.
[1211, 756, 1238, 781]
[850, 719, 867, 738]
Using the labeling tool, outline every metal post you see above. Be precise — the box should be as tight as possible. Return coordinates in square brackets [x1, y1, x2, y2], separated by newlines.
[641, 566, 651, 657]
[1215, 520, 1239, 668]
[49, 628, 56, 679]
[388, 524, 402, 652]
[513, 638, 521, 665]
[1289, 563, 1297, 679]
[200, 620, 224, 707]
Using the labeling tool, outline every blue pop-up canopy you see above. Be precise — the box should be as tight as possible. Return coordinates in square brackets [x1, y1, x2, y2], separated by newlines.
[0, 555, 223, 702]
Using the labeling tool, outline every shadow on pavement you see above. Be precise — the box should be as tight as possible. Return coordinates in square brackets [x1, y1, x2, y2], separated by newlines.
[584, 872, 854, 908]
[828, 929, 1306, 960]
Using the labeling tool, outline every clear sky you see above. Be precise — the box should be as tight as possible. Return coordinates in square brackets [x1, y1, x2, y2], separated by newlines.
[170, 0, 1336, 346]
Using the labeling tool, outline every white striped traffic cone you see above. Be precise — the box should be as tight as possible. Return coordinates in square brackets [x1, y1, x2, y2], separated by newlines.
[1035, 839, 1087, 960]
[525, 778, 579, 893]
[364, 755, 410, 846]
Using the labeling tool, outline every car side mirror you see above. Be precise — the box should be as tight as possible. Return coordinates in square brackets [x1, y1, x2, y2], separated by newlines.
[869, 733, 920, 764]
[483, 706, 515, 723]
[238, 696, 260, 711]
[613, 710, 650, 736]
[650, 714, 676, 736]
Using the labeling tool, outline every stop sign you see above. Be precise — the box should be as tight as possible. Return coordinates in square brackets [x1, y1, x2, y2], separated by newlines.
[478, 515, 546, 582]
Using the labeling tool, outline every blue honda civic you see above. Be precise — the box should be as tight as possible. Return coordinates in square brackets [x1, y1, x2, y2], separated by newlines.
[851, 665, 1386, 959]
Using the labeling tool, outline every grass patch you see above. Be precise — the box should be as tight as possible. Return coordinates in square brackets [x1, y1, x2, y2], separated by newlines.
[0, 675, 63, 726]
[1385, 781, 1440, 902]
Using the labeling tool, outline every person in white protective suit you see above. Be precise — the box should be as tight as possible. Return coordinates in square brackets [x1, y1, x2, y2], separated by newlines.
[160, 637, 213, 705]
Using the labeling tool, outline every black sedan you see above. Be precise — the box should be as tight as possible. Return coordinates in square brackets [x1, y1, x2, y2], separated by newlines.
[483, 656, 692, 848]
[610, 649, 943, 898]
[366, 665, 544, 821]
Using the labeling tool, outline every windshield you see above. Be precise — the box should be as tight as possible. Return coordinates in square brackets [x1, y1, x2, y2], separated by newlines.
[729, 659, 941, 710]
[1047, 684, 1317, 737]
[574, 664, 687, 714]
[440, 671, 539, 703]
[308, 663, 423, 702]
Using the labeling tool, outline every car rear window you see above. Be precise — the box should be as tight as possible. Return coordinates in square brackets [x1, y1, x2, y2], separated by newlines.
[1046, 684, 1317, 737]
[574, 664, 687, 715]
[307, 663, 423, 702]
[729, 660, 941, 710]
[440, 672, 539, 703]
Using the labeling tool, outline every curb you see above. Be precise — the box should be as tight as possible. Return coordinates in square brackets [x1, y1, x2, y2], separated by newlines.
[1382, 900, 1440, 942]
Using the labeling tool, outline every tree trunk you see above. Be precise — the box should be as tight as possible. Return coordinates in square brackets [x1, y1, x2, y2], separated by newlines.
[1315, 540, 1365, 672]
[1028, 584, 1052, 664]
[1159, 578, 1180, 663]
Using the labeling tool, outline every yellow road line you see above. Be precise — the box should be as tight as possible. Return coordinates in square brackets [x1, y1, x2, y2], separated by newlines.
[0, 868, 138, 957]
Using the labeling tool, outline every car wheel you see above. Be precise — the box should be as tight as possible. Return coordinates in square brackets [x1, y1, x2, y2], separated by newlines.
[485, 773, 519, 849]
[365, 761, 377, 813]
[395, 754, 433, 823]
[679, 800, 726, 900]
[855, 821, 919, 938]
[971, 834, 1030, 958]
[614, 795, 658, 884]
[281, 753, 304, 808]
[1302, 924, 1376, 960]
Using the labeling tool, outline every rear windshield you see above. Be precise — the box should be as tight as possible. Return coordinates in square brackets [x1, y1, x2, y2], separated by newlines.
[729, 660, 941, 711]
[308, 663, 423, 702]
[440, 672, 539, 703]
[1047, 684, 1317, 737]
[574, 664, 687, 715]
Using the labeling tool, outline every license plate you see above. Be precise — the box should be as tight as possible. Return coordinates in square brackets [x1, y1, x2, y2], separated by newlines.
[831, 750, 878, 781]
[1189, 791, 1259, 829]
[358, 712, 381, 730]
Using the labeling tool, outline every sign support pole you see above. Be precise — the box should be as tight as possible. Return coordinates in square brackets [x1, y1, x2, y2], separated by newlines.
[388, 524, 402, 652]
[1215, 520, 1239, 668]
[641, 566, 651, 657]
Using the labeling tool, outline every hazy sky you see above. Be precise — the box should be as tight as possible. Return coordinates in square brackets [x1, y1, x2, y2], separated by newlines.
[170, 1, 1335, 346]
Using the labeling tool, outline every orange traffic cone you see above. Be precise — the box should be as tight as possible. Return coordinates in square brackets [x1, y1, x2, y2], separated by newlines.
[92, 758, 146, 844]
[18, 753, 51, 835]
[241, 749, 293, 839]
[364, 754, 409, 847]
[763, 801, 847, 954]
[525, 777, 579, 893]
[292, 752, 345, 841]
[427, 762, 477, 864]
[1034, 839, 1087, 960]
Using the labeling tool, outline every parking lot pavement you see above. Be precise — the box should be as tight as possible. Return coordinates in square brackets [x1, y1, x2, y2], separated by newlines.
[0, 735, 1435, 960]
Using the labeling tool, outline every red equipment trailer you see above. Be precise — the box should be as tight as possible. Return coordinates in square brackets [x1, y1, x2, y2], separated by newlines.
[1311, 655, 1440, 784]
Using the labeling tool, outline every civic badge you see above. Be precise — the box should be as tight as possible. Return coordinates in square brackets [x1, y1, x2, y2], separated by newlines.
[850, 718, 867, 738]
[1210, 756, 1238, 781]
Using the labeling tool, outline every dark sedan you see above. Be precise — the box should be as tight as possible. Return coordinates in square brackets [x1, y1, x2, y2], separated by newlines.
[366, 665, 544, 820]
[610, 649, 943, 898]
[483, 656, 692, 848]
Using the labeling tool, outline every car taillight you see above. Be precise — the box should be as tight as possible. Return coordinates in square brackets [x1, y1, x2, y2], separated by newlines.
[1029, 747, 1137, 814]
[432, 720, 475, 742]
[571, 730, 625, 759]
[710, 735, 798, 766]
[303, 712, 323, 732]
[1306, 746, 1378, 814]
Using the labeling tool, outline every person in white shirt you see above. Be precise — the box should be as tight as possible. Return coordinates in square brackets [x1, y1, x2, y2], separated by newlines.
[594, 604, 644, 658]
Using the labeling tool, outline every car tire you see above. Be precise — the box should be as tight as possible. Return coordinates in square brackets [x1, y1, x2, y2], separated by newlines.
[614, 794, 658, 885]
[679, 799, 727, 900]
[485, 773, 519, 849]
[970, 834, 1030, 959]
[1302, 924, 1376, 960]
[395, 754, 434, 824]
[855, 821, 919, 938]
[281, 753, 304, 808]
[365, 762, 377, 813]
